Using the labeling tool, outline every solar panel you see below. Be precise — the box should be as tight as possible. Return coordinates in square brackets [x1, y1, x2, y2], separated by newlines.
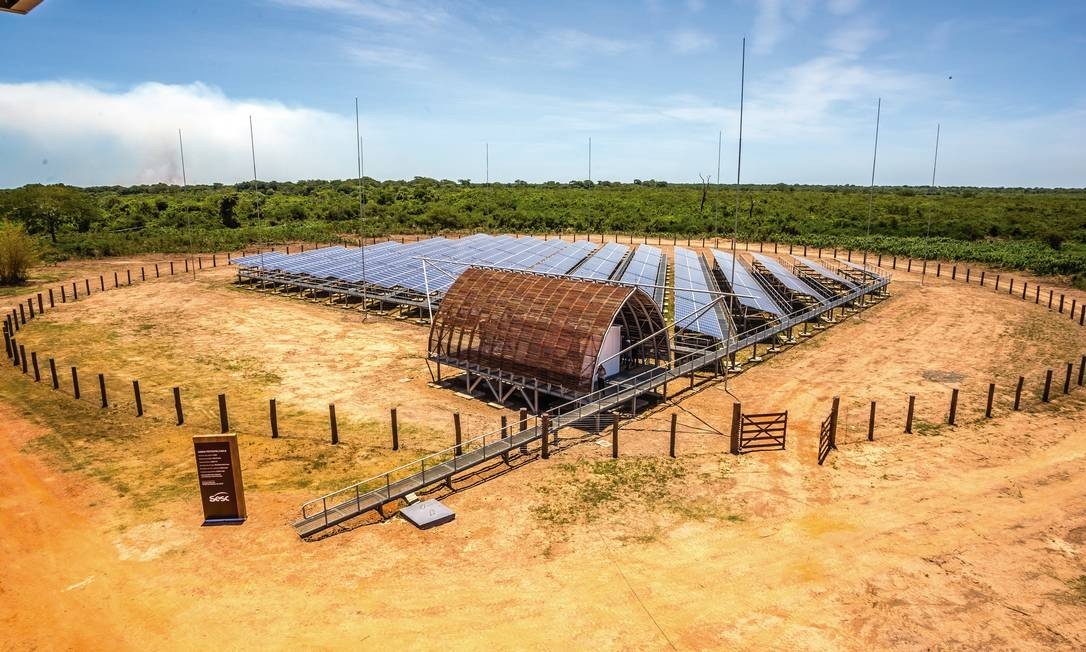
[530, 240, 597, 274]
[618, 245, 665, 306]
[673, 248, 726, 339]
[749, 252, 825, 300]
[570, 243, 629, 280]
[793, 256, 858, 289]
[711, 250, 785, 318]
[232, 251, 289, 267]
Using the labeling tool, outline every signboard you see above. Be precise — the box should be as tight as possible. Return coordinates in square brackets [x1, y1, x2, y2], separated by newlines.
[193, 434, 247, 525]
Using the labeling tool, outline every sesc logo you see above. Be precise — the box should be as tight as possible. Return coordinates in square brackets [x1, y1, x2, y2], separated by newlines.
[209, 492, 231, 503]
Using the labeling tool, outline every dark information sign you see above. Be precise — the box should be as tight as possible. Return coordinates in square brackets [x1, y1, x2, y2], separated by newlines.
[193, 434, 247, 525]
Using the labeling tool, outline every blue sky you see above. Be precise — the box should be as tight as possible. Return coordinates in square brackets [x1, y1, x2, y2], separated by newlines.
[1, 0, 1084, 187]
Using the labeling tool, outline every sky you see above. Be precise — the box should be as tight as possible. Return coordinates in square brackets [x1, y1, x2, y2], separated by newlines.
[1, 0, 1084, 188]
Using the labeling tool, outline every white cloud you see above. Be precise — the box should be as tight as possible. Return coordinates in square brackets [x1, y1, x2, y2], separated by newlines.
[347, 44, 429, 69]
[269, 0, 448, 26]
[671, 28, 715, 54]
[825, 22, 883, 56]
[751, 0, 815, 55]
[536, 28, 637, 68]
[0, 81, 357, 186]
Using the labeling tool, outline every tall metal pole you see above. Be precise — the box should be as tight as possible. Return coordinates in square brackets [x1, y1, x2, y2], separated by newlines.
[249, 115, 264, 275]
[179, 128, 195, 280]
[355, 97, 368, 316]
[588, 137, 592, 182]
[866, 98, 881, 239]
[923, 123, 940, 287]
[731, 37, 745, 314]
[485, 142, 489, 185]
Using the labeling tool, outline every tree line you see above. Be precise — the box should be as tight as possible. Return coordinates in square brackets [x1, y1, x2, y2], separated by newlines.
[0, 179, 1083, 283]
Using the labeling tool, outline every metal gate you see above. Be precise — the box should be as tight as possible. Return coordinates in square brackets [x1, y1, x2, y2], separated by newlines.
[738, 411, 787, 452]
[817, 397, 839, 465]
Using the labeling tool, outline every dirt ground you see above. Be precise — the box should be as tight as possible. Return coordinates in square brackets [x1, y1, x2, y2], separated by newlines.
[1, 251, 1085, 650]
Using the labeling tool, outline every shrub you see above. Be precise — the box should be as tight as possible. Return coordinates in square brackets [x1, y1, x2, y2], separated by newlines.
[0, 221, 39, 284]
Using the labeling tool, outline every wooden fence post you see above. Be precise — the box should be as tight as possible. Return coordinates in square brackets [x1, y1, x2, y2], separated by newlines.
[18, 344, 26, 374]
[1014, 376, 1024, 410]
[829, 397, 840, 449]
[669, 413, 677, 458]
[867, 400, 876, 441]
[48, 288, 55, 308]
[126, 269, 131, 285]
[31, 352, 40, 382]
[1043, 370, 1053, 403]
[48, 358, 58, 389]
[541, 413, 550, 459]
[218, 393, 229, 432]
[980, 271, 985, 286]
[453, 412, 462, 455]
[905, 395, 915, 433]
[99, 275, 105, 291]
[133, 380, 143, 416]
[329, 404, 339, 444]
[985, 383, 995, 418]
[269, 399, 279, 438]
[114, 271, 119, 288]
[611, 417, 619, 458]
[37, 293, 44, 314]
[391, 407, 399, 450]
[71, 366, 80, 399]
[98, 373, 108, 408]
[730, 402, 741, 454]
[948, 388, 959, 425]
[1064, 362, 1073, 394]
[1080, 355, 1086, 386]
[173, 387, 184, 425]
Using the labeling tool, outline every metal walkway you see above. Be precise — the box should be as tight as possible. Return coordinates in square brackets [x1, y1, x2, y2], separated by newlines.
[292, 272, 889, 538]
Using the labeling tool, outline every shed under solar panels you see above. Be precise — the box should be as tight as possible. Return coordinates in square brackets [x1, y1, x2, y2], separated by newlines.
[672, 247, 728, 342]
[749, 252, 828, 310]
[711, 250, 786, 329]
[616, 245, 666, 307]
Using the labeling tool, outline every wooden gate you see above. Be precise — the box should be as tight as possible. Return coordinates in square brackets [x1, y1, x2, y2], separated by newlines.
[818, 397, 840, 465]
[738, 411, 787, 452]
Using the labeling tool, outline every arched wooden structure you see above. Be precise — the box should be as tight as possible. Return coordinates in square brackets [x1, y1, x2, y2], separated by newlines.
[428, 268, 669, 404]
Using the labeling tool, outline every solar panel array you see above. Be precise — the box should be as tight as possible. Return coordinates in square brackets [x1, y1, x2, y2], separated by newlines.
[672, 247, 726, 340]
[837, 259, 879, 277]
[235, 235, 606, 303]
[749, 253, 824, 299]
[793, 256, 858, 289]
[712, 250, 786, 317]
[617, 245, 665, 306]
[571, 242, 629, 281]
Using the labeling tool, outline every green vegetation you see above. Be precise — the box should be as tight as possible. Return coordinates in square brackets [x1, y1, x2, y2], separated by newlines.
[1, 179, 1084, 279]
[0, 220, 39, 284]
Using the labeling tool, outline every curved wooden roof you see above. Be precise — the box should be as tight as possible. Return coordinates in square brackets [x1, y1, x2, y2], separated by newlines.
[428, 268, 667, 394]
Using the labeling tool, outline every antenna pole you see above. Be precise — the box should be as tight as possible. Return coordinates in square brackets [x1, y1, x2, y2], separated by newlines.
[731, 37, 745, 315]
[923, 122, 940, 287]
[588, 137, 592, 183]
[249, 115, 263, 225]
[179, 128, 195, 280]
[355, 97, 368, 316]
[866, 97, 881, 238]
